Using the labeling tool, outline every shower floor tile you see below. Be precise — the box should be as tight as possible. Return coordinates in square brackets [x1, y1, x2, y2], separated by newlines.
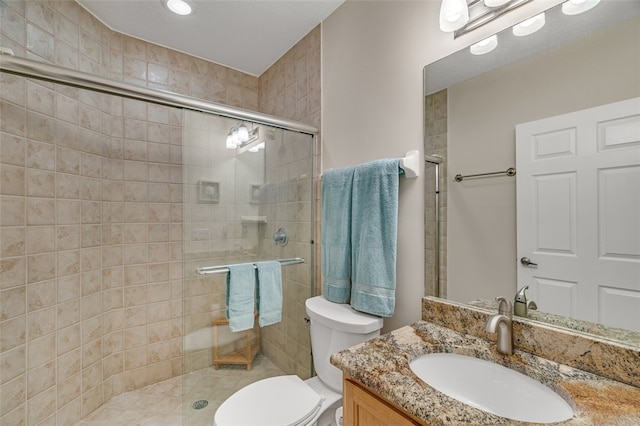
[75, 355, 285, 426]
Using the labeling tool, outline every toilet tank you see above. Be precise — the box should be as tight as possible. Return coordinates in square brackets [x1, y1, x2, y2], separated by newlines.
[305, 296, 383, 392]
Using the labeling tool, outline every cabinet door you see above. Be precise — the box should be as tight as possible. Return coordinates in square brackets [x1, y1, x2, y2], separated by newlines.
[343, 379, 421, 426]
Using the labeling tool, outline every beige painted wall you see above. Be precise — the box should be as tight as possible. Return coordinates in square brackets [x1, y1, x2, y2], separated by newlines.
[322, 0, 575, 331]
[322, 1, 429, 332]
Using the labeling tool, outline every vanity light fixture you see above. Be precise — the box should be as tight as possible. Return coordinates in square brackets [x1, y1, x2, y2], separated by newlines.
[226, 124, 256, 150]
[448, 0, 532, 38]
[439, 0, 470, 32]
[165, 0, 192, 16]
[470, 34, 498, 55]
[512, 12, 545, 36]
[562, 0, 601, 16]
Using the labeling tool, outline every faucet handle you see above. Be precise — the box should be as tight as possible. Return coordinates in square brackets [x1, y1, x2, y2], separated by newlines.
[495, 297, 512, 318]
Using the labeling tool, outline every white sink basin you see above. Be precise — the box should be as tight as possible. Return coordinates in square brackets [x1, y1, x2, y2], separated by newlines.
[409, 352, 574, 424]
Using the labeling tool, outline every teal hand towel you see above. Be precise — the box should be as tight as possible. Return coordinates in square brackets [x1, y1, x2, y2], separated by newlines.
[256, 261, 283, 327]
[226, 263, 256, 332]
[350, 159, 400, 317]
[321, 166, 356, 303]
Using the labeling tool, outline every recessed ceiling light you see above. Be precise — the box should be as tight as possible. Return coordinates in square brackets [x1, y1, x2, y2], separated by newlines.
[165, 0, 192, 16]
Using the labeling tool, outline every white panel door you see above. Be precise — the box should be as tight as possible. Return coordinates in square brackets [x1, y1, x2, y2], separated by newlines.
[516, 97, 640, 331]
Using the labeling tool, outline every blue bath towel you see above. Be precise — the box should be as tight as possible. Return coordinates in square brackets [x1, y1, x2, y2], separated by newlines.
[350, 159, 400, 317]
[226, 263, 256, 332]
[321, 166, 356, 303]
[256, 261, 283, 327]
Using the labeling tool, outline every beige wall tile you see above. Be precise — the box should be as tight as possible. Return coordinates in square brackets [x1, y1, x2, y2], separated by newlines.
[82, 338, 102, 368]
[0, 375, 26, 418]
[28, 333, 56, 368]
[81, 382, 103, 417]
[57, 249, 80, 277]
[26, 225, 55, 254]
[0, 196, 25, 227]
[0, 134, 26, 167]
[0, 164, 25, 196]
[58, 372, 81, 409]
[27, 359, 55, 399]
[82, 361, 102, 393]
[26, 132, 55, 168]
[27, 280, 57, 314]
[57, 299, 80, 330]
[57, 274, 81, 303]
[26, 197, 55, 225]
[56, 199, 81, 224]
[0, 287, 26, 321]
[57, 323, 81, 356]
[0, 345, 25, 386]
[57, 348, 81, 381]
[27, 253, 55, 283]
[57, 225, 81, 251]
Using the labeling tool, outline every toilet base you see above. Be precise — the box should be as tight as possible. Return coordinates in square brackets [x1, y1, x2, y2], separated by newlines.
[304, 376, 342, 426]
[313, 401, 341, 426]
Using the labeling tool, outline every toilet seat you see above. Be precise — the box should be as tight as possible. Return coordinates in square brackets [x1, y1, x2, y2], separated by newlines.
[214, 375, 324, 426]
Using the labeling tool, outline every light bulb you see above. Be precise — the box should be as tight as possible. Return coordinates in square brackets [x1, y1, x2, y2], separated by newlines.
[562, 0, 600, 15]
[470, 35, 498, 55]
[165, 0, 192, 16]
[439, 0, 470, 32]
[237, 124, 249, 142]
[226, 134, 236, 149]
[231, 127, 240, 145]
[512, 12, 545, 36]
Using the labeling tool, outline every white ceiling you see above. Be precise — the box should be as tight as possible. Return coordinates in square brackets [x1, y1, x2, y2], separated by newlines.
[77, 0, 345, 76]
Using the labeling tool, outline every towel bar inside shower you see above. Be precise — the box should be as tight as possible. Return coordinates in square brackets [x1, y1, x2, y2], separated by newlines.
[196, 257, 305, 275]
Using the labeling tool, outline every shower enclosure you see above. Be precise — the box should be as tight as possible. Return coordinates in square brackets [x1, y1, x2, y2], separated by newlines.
[0, 53, 316, 425]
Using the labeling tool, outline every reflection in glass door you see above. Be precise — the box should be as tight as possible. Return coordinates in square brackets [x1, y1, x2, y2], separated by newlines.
[181, 110, 315, 424]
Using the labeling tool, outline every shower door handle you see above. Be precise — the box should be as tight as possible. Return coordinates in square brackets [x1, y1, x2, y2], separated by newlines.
[520, 257, 538, 267]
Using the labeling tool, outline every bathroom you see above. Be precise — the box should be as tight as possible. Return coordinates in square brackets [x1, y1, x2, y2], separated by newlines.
[1, 0, 639, 425]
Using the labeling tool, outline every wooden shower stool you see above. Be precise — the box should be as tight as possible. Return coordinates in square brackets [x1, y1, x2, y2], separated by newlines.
[212, 312, 260, 371]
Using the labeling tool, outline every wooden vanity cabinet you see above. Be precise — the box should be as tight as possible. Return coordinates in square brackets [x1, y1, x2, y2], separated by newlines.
[343, 376, 429, 426]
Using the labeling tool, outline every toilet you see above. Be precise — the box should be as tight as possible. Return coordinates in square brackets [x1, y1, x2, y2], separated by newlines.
[213, 295, 384, 426]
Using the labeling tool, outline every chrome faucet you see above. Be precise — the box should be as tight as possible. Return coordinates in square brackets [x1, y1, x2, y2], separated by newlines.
[485, 297, 513, 355]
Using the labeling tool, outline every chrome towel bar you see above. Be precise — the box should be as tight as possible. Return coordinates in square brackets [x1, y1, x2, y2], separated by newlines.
[196, 257, 305, 275]
[454, 167, 516, 182]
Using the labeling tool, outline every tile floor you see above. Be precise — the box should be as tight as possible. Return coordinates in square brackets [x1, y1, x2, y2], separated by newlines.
[75, 355, 285, 426]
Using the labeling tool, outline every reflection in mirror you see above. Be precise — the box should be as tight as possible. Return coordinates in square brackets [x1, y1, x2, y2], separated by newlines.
[424, 1, 640, 347]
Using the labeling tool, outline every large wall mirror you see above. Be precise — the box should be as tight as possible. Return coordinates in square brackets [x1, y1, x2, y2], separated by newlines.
[424, 0, 640, 346]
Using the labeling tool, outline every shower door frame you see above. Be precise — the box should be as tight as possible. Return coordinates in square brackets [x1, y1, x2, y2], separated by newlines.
[0, 54, 317, 136]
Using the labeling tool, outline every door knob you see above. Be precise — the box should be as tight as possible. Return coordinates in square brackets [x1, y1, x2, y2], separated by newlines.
[520, 257, 538, 267]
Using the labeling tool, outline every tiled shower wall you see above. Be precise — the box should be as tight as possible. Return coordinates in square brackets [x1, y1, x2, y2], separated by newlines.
[0, 1, 320, 425]
[424, 89, 447, 298]
[257, 27, 321, 378]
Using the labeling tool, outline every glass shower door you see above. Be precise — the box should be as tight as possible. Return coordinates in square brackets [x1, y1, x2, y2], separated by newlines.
[181, 110, 315, 425]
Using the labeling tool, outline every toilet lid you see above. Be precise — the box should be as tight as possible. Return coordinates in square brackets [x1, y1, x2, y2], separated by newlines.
[214, 375, 324, 426]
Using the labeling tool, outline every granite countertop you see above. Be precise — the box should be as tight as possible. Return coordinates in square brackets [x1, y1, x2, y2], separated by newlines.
[330, 321, 640, 425]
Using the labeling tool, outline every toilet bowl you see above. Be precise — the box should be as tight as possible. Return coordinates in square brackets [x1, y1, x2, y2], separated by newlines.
[213, 296, 383, 426]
